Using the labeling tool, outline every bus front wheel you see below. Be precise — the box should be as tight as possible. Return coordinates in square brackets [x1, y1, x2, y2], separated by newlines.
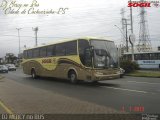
[69, 70, 77, 84]
[31, 69, 37, 79]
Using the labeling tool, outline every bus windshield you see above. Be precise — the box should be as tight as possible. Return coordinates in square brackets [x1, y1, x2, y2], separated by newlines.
[90, 39, 118, 68]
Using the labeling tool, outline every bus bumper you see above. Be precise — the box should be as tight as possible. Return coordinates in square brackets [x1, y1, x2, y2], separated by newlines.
[93, 73, 120, 81]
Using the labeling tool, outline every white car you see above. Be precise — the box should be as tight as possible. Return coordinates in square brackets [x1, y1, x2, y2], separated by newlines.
[0, 65, 8, 73]
[6, 64, 16, 71]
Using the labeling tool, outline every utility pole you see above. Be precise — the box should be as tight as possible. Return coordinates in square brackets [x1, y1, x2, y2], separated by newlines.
[122, 18, 130, 52]
[16, 28, 22, 55]
[32, 27, 38, 47]
[130, 0, 133, 34]
[120, 8, 126, 46]
[114, 25, 126, 59]
[129, 0, 135, 61]
[125, 19, 128, 52]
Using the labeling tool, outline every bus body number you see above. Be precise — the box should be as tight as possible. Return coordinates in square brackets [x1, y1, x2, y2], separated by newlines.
[52, 58, 56, 63]
[42, 59, 52, 64]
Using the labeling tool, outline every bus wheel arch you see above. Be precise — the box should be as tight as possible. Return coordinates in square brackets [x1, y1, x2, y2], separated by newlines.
[31, 68, 37, 79]
[68, 69, 78, 84]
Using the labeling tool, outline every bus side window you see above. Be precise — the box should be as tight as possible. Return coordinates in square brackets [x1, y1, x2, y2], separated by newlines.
[33, 48, 39, 58]
[84, 48, 92, 67]
[52, 45, 56, 56]
[23, 51, 28, 59]
[40, 47, 47, 57]
[65, 41, 77, 55]
[55, 43, 65, 56]
[47, 46, 53, 57]
[158, 53, 160, 59]
[28, 50, 33, 59]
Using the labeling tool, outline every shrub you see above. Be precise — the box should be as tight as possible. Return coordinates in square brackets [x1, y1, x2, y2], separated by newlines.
[120, 60, 139, 73]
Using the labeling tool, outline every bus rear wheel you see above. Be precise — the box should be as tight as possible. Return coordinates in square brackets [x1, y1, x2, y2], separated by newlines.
[31, 69, 37, 79]
[69, 71, 77, 84]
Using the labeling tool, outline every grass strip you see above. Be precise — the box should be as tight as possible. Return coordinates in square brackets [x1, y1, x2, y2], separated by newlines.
[127, 71, 160, 78]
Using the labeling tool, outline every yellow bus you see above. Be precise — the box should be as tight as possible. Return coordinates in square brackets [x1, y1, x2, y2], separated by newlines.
[22, 37, 121, 83]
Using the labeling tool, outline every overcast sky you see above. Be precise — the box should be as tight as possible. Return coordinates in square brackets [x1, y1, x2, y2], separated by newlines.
[0, 0, 160, 57]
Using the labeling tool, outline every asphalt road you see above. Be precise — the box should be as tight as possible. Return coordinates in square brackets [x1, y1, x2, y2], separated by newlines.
[1, 68, 160, 113]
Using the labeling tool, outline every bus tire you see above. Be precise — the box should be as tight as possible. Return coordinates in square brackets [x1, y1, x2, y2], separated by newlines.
[31, 69, 37, 79]
[120, 74, 123, 78]
[92, 81, 98, 84]
[68, 70, 77, 84]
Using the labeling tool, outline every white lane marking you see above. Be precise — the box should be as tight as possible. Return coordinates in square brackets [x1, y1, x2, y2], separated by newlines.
[127, 81, 160, 85]
[102, 86, 154, 94]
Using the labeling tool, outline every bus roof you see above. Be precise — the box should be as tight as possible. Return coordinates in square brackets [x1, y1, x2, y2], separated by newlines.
[24, 37, 114, 51]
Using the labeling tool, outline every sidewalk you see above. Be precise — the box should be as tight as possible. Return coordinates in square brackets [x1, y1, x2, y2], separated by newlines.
[0, 78, 121, 114]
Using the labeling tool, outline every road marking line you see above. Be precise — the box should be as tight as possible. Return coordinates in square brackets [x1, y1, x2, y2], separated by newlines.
[0, 100, 14, 114]
[103, 86, 149, 94]
[127, 81, 160, 85]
